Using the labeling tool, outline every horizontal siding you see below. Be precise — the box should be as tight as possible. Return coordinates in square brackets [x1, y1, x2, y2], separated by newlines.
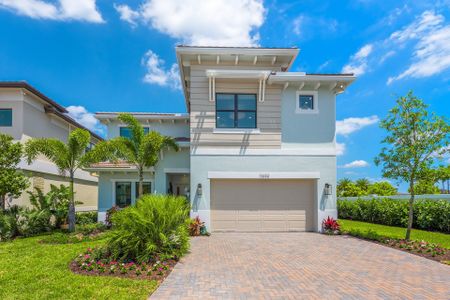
[189, 65, 282, 149]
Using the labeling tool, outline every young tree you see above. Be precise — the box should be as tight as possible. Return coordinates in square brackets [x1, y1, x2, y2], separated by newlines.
[109, 113, 179, 198]
[0, 133, 29, 210]
[25, 129, 114, 232]
[375, 91, 450, 240]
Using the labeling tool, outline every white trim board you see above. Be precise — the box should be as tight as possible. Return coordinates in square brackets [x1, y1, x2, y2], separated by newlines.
[191, 147, 337, 156]
[207, 171, 320, 179]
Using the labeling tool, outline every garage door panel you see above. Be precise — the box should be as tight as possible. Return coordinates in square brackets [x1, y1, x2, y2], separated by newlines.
[211, 179, 315, 232]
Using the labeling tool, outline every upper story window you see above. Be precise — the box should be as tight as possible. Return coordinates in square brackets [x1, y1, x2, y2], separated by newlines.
[0, 109, 12, 127]
[120, 127, 150, 139]
[296, 91, 319, 114]
[216, 93, 256, 129]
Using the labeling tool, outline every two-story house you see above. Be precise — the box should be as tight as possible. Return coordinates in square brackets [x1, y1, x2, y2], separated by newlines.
[0, 82, 102, 210]
[90, 46, 355, 232]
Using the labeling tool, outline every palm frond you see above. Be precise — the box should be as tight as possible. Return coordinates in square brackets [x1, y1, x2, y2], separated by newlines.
[25, 138, 69, 173]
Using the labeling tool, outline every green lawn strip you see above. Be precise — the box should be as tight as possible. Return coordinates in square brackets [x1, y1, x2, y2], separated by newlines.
[0, 234, 157, 300]
[339, 219, 450, 249]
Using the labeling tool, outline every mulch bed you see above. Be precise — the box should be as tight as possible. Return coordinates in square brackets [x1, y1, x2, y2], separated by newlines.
[345, 234, 450, 265]
[70, 259, 177, 281]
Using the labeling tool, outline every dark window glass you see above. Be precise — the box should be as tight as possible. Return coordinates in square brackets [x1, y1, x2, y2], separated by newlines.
[216, 111, 235, 128]
[115, 182, 131, 208]
[120, 127, 149, 139]
[135, 182, 151, 198]
[0, 109, 12, 127]
[216, 94, 235, 110]
[215, 94, 256, 128]
[237, 112, 256, 128]
[299, 95, 314, 110]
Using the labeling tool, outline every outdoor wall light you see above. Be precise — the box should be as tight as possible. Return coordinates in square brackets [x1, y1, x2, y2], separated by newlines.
[324, 183, 332, 196]
[197, 183, 203, 196]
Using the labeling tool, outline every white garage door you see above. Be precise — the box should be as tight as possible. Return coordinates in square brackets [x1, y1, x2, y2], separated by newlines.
[211, 179, 315, 232]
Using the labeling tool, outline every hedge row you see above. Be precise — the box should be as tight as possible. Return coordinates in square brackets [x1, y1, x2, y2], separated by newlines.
[337, 198, 450, 233]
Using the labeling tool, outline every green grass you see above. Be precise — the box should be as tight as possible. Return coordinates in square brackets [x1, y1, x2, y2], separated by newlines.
[0, 234, 157, 300]
[340, 219, 450, 249]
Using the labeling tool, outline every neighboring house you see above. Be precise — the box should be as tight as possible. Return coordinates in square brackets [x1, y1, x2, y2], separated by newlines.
[0, 82, 102, 211]
[89, 46, 355, 232]
[85, 112, 190, 222]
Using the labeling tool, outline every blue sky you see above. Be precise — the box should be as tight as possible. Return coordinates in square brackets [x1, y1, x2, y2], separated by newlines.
[0, 0, 449, 190]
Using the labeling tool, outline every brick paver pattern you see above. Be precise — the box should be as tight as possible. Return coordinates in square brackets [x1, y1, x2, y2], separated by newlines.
[150, 233, 450, 299]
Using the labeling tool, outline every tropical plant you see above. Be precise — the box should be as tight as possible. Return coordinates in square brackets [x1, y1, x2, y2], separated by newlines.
[374, 91, 450, 240]
[107, 194, 190, 262]
[436, 165, 450, 193]
[0, 133, 29, 210]
[322, 216, 340, 234]
[108, 113, 179, 198]
[337, 178, 367, 197]
[367, 181, 397, 196]
[189, 216, 205, 236]
[355, 178, 370, 193]
[25, 129, 114, 232]
[410, 180, 440, 195]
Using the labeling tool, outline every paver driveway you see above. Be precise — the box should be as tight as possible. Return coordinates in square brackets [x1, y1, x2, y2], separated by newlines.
[151, 233, 450, 299]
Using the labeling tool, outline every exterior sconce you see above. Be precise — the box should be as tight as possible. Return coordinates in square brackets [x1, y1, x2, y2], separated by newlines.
[324, 183, 332, 196]
[196, 183, 203, 196]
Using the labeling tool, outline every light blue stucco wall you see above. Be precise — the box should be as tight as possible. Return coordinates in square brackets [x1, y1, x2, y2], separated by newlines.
[106, 120, 189, 140]
[281, 87, 336, 147]
[98, 147, 190, 213]
[190, 155, 336, 232]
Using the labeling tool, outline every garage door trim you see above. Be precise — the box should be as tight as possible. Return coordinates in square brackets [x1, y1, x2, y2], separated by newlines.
[208, 171, 320, 179]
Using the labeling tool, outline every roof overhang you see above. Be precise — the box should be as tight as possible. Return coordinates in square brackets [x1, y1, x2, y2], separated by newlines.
[268, 72, 356, 94]
[95, 112, 189, 124]
[175, 46, 300, 111]
[206, 69, 271, 79]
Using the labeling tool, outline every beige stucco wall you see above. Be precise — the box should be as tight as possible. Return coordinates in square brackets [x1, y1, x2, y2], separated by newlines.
[10, 171, 98, 211]
[189, 64, 283, 150]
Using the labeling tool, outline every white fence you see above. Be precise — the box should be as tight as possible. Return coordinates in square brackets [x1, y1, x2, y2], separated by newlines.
[338, 194, 450, 201]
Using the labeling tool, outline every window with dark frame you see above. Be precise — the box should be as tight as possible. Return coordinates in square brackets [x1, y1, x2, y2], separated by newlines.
[299, 95, 314, 110]
[0, 109, 12, 127]
[115, 182, 131, 208]
[216, 93, 257, 128]
[120, 127, 150, 139]
[135, 182, 151, 198]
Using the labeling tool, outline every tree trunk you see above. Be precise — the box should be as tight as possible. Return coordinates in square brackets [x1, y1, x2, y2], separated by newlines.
[405, 180, 415, 240]
[68, 172, 76, 232]
[0, 194, 5, 211]
[138, 167, 143, 199]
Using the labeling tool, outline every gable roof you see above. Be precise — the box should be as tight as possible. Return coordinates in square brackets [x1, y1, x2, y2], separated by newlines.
[0, 81, 103, 141]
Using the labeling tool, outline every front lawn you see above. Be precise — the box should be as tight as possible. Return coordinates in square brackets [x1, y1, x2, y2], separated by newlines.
[0, 234, 157, 300]
[339, 219, 450, 249]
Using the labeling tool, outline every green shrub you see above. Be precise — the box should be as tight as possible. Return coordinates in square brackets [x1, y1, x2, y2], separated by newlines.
[338, 198, 450, 233]
[76, 223, 106, 235]
[76, 211, 97, 225]
[107, 194, 190, 262]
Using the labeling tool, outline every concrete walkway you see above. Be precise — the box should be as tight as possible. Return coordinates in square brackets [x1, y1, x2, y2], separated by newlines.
[151, 233, 450, 299]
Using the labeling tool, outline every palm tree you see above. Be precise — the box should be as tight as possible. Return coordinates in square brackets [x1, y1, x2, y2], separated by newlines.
[355, 178, 370, 193]
[110, 113, 179, 198]
[25, 129, 114, 232]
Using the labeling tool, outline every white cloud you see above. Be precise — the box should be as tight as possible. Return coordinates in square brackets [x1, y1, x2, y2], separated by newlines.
[341, 160, 369, 168]
[114, 3, 139, 27]
[115, 0, 265, 46]
[292, 15, 338, 40]
[336, 142, 346, 156]
[342, 44, 373, 75]
[66, 106, 104, 135]
[142, 50, 180, 89]
[0, 0, 104, 22]
[387, 11, 450, 84]
[336, 115, 379, 136]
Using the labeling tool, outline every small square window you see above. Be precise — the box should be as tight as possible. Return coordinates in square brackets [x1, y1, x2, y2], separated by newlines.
[299, 95, 314, 110]
[0, 109, 12, 127]
[296, 91, 318, 114]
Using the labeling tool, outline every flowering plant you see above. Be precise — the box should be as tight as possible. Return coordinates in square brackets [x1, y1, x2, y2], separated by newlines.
[322, 216, 340, 234]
